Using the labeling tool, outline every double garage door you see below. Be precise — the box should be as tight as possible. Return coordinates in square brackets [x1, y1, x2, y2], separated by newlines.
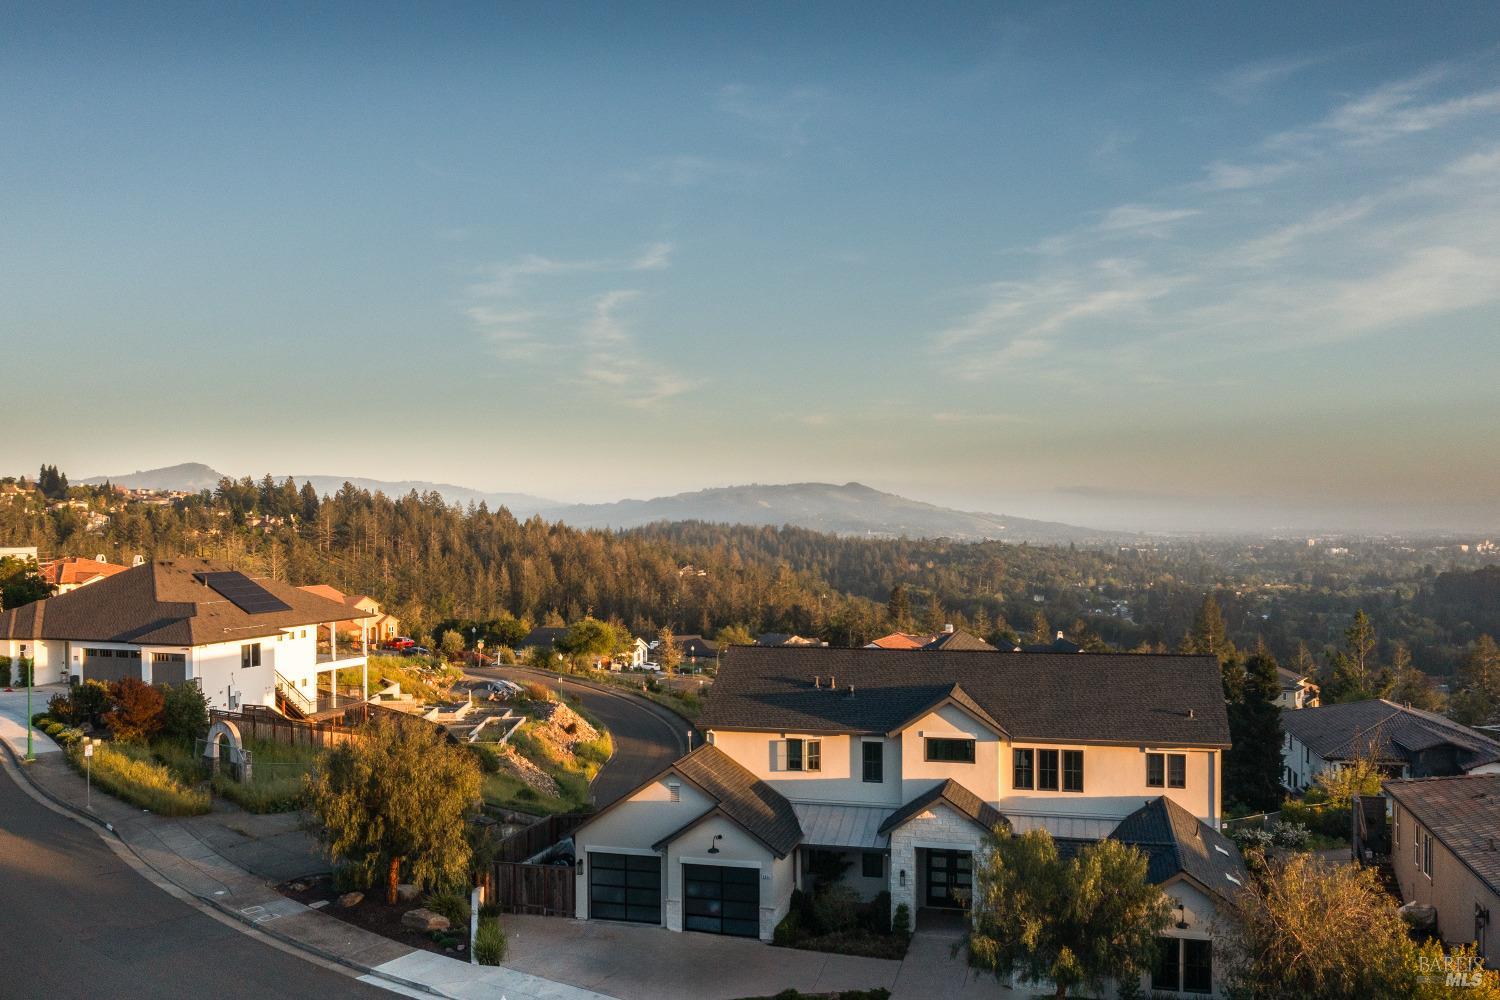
[588, 852, 661, 925]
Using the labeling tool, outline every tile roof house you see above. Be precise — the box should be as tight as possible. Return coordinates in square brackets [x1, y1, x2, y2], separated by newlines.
[754, 632, 825, 647]
[1282, 699, 1500, 792]
[572, 645, 1242, 984]
[1385, 775, 1500, 968]
[295, 584, 401, 644]
[37, 555, 129, 594]
[0, 558, 369, 715]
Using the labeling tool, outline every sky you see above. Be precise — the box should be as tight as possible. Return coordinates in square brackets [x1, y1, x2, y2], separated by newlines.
[3, 2, 1499, 533]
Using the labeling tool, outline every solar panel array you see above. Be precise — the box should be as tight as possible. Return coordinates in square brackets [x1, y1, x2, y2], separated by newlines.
[195, 571, 292, 615]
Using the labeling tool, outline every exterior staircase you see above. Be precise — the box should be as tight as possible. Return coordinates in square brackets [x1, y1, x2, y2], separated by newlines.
[274, 672, 314, 720]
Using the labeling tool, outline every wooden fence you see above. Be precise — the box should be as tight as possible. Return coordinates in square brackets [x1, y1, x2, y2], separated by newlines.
[211, 706, 365, 749]
[495, 810, 593, 863]
[488, 862, 576, 917]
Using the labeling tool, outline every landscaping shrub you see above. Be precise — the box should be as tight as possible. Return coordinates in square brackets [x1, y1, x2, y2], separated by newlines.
[812, 885, 861, 934]
[0, 655, 10, 687]
[160, 683, 210, 743]
[1271, 820, 1312, 850]
[71, 742, 210, 816]
[72, 680, 111, 728]
[424, 889, 471, 927]
[13, 658, 32, 686]
[773, 907, 803, 946]
[891, 903, 910, 939]
[47, 691, 76, 725]
[473, 917, 506, 965]
[104, 677, 165, 743]
[44, 721, 65, 737]
[31, 712, 51, 728]
[1282, 798, 1350, 839]
[521, 681, 555, 703]
[332, 865, 366, 893]
[209, 738, 319, 813]
[56, 727, 84, 747]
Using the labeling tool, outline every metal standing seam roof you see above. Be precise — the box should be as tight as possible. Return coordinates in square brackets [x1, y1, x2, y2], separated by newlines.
[792, 803, 891, 850]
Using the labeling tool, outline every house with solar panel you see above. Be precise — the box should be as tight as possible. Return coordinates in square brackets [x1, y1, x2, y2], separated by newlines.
[0, 558, 370, 717]
[571, 646, 1245, 994]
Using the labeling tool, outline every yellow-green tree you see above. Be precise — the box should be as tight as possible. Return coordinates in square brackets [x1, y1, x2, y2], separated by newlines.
[306, 716, 481, 904]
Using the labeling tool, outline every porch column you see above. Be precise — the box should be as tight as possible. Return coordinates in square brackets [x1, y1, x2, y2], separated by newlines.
[330, 624, 337, 660]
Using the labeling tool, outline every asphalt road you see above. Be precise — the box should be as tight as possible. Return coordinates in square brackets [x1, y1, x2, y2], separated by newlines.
[468, 666, 693, 807]
[0, 764, 390, 1000]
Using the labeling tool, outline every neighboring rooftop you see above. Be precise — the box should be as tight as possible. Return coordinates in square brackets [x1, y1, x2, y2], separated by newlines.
[0, 558, 359, 646]
[755, 632, 823, 647]
[1282, 699, 1500, 771]
[39, 555, 129, 588]
[517, 626, 568, 649]
[923, 629, 997, 651]
[1384, 775, 1500, 892]
[703, 647, 1230, 746]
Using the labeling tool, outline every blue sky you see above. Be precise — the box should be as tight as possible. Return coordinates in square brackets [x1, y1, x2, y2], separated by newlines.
[4, 3, 1499, 531]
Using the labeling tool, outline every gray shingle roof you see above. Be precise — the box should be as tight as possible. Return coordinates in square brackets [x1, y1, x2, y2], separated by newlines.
[878, 778, 1008, 836]
[923, 630, 997, 651]
[702, 647, 1230, 746]
[1109, 796, 1248, 903]
[1384, 775, 1500, 893]
[1281, 699, 1500, 770]
[0, 559, 362, 646]
[652, 744, 803, 857]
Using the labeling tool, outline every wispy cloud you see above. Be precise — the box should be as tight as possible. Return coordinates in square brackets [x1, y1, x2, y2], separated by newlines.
[933, 63, 1500, 380]
[1216, 52, 1339, 103]
[716, 83, 828, 153]
[461, 243, 692, 405]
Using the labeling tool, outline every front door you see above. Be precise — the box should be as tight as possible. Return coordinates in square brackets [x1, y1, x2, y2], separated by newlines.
[925, 849, 972, 908]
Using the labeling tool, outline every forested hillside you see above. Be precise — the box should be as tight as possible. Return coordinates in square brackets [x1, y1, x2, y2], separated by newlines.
[2, 473, 1498, 684]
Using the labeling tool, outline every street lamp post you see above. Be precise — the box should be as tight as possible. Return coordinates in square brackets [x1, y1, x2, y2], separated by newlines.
[23, 647, 33, 762]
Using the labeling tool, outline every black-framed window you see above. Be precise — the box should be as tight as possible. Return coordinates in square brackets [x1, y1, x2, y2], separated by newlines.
[786, 738, 821, 772]
[1153, 937, 1212, 995]
[1168, 753, 1186, 789]
[1037, 749, 1059, 790]
[862, 741, 884, 783]
[925, 737, 976, 763]
[1147, 752, 1165, 787]
[861, 852, 883, 878]
[240, 643, 261, 670]
[1183, 939, 1212, 994]
[1013, 748, 1035, 789]
[1063, 750, 1084, 792]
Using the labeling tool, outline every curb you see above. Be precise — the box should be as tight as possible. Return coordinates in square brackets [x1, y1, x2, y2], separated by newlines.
[0, 737, 452, 999]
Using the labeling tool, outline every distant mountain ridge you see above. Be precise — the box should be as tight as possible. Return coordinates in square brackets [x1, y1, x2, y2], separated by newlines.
[81, 465, 1112, 542]
[81, 463, 558, 514]
[537, 481, 1112, 542]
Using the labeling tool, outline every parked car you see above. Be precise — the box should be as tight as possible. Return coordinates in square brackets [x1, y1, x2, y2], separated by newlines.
[640, 661, 662, 672]
[401, 645, 430, 657]
[384, 637, 415, 651]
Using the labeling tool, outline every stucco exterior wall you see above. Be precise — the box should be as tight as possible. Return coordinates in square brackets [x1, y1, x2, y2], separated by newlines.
[1001, 744, 1220, 836]
[663, 813, 791, 941]
[1392, 802, 1500, 968]
[573, 776, 715, 921]
[708, 729, 904, 806]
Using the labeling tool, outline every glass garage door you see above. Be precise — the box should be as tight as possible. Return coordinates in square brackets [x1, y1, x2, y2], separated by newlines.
[682, 863, 760, 937]
[588, 852, 661, 925]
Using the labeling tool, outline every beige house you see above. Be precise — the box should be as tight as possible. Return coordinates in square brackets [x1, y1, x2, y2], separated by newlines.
[295, 584, 400, 645]
[1386, 775, 1499, 969]
[38, 555, 129, 594]
[572, 647, 1244, 996]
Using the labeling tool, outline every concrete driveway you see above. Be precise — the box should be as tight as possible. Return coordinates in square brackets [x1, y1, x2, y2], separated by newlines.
[499, 913, 1011, 999]
[0, 683, 66, 756]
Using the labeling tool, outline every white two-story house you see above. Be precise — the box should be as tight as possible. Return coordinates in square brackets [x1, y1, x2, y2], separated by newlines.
[573, 647, 1245, 996]
[0, 558, 369, 716]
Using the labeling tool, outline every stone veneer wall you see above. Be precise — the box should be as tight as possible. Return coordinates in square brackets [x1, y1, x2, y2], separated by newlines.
[887, 802, 989, 931]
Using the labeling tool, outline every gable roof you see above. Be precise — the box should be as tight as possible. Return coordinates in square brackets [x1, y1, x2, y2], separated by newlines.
[518, 627, 568, 649]
[878, 778, 1007, 836]
[883, 682, 1008, 738]
[1109, 796, 1248, 903]
[867, 632, 933, 650]
[1276, 666, 1314, 690]
[1384, 775, 1500, 893]
[677, 635, 719, 656]
[1281, 699, 1500, 770]
[0, 559, 362, 646]
[755, 632, 820, 647]
[702, 647, 1230, 747]
[923, 629, 997, 651]
[645, 744, 802, 857]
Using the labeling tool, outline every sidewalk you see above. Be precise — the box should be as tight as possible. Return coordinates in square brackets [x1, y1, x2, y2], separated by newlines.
[0, 727, 615, 1000]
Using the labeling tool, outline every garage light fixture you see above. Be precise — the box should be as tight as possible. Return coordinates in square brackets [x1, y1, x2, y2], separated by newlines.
[707, 834, 723, 855]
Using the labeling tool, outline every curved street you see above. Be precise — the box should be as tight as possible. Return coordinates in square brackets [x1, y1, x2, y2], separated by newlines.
[467, 666, 694, 807]
[0, 762, 391, 1000]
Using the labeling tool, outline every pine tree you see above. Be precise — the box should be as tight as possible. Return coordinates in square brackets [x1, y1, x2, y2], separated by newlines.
[886, 584, 911, 632]
[1324, 610, 1380, 704]
[1450, 635, 1500, 726]
[1225, 652, 1286, 811]
[1387, 642, 1442, 712]
[1029, 610, 1051, 644]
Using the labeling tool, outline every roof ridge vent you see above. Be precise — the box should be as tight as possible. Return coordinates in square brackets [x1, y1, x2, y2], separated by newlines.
[845, 684, 855, 698]
[1187, 708, 1196, 719]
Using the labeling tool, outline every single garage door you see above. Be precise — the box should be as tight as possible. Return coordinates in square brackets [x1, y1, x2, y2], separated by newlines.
[588, 852, 661, 925]
[81, 649, 141, 684]
[683, 863, 760, 937]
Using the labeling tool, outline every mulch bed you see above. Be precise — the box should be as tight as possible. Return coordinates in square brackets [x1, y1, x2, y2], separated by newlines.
[277, 875, 468, 958]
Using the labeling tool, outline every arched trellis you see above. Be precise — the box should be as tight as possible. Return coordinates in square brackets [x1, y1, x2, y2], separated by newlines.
[202, 717, 252, 783]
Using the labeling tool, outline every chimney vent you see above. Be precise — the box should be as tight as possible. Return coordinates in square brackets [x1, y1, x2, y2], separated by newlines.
[1187, 708, 1196, 719]
[1056, 630, 1065, 640]
[846, 684, 855, 698]
[829, 675, 835, 690]
[814, 675, 821, 689]
[943, 624, 954, 634]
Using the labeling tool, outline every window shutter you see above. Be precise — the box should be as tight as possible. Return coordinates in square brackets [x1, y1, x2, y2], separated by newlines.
[772, 740, 786, 771]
